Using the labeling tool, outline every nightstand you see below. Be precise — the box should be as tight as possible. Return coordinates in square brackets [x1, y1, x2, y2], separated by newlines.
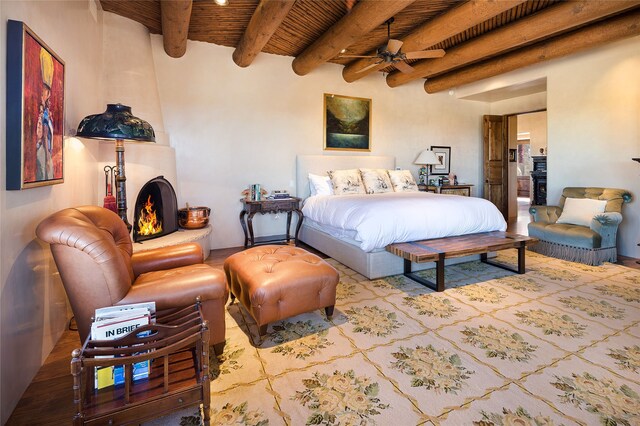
[418, 184, 474, 197]
[240, 197, 303, 247]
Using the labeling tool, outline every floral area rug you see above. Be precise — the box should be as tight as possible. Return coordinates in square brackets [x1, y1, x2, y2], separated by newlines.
[146, 251, 640, 425]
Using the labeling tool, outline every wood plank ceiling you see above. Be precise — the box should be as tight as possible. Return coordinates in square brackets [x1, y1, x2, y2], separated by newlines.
[100, 0, 640, 94]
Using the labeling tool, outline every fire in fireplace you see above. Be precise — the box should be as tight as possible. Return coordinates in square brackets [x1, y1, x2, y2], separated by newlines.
[133, 176, 178, 242]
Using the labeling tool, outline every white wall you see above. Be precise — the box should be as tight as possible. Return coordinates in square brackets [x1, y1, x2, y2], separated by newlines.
[547, 36, 640, 257]
[0, 1, 104, 422]
[518, 111, 547, 155]
[461, 35, 640, 257]
[151, 38, 490, 249]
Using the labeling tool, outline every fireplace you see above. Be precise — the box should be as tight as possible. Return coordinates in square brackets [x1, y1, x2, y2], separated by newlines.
[133, 176, 178, 242]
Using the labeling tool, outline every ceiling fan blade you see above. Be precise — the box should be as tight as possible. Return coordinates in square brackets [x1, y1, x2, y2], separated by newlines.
[394, 60, 415, 74]
[356, 61, 384, 73]
[404, 49, 446, 60]
[339, 54, 379, 58]
[386, 39, 403, 55]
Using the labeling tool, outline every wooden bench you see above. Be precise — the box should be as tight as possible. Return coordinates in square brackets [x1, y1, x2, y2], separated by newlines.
[386, 231, 538, 292]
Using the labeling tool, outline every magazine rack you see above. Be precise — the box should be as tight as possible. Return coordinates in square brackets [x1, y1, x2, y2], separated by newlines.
[70, 302, 211, 425]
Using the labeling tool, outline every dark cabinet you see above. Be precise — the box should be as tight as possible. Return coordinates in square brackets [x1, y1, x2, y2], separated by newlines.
[531, 156, 547, 205]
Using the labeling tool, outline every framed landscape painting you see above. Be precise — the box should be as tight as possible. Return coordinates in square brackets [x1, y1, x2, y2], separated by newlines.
[324, 93, 371, 151]
[6, 20, 65, 190]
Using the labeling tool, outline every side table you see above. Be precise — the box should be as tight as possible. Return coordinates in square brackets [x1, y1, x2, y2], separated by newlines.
[240, 197, 304, 248]
[70, 303, 210, 425]
[419, 184, 474, 197]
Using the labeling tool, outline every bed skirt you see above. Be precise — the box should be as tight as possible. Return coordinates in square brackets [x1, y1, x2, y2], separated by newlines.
[299, 224, 485, 279]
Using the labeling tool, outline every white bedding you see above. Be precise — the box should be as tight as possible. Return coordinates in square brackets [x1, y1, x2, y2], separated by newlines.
[302, 192, 507, 252]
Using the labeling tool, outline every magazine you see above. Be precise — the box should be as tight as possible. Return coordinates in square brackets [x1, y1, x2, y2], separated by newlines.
[91, 302, 155, 389]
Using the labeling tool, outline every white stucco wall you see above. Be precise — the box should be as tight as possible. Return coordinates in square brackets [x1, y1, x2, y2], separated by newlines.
[0, 1, 104, 422]
[151, 37, 490, 249]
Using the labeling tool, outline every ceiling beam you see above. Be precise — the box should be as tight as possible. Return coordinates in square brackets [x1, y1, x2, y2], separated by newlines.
[233, 0, 295, 68]
[387, 0, 640, 88]
[291, 0, 415, 76]
[424, 9, 640, 94]
[160, 0, 193, 58]
[342, 0, 526, 83]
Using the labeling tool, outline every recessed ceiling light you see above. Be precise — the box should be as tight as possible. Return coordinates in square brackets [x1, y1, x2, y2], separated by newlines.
[340, 49, 347, 53]
[214, 0, 228, 5]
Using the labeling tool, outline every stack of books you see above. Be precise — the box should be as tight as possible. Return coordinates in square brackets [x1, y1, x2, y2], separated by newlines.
[91, 302, 156, 389]
[250, 184, 262, 201]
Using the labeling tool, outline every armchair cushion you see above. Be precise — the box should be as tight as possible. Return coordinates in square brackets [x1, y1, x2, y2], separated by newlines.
[120, 264, 227, 310]
[528, 222, 601, 249]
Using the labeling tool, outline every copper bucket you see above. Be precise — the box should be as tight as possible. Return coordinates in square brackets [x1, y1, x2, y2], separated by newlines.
[178, 206, 210, 229]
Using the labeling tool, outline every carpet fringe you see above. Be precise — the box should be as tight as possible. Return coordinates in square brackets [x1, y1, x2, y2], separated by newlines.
[528, 241, 616, 265]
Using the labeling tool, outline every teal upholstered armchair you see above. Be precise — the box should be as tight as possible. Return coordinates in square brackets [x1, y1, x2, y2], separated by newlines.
[528, 187, 632, 265]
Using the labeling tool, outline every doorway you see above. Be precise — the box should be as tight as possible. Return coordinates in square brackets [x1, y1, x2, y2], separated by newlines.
[511, 111, 547, 231]
[483, 110, 547, 233]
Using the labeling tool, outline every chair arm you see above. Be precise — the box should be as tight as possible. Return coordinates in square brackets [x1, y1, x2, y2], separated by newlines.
[591, 212, 623, 248]
[529, 205, 563, 223]
[131, 242, 204, 277]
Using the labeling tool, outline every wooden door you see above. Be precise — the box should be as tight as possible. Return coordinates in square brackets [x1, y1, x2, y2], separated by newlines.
[483, 115, 508, 218]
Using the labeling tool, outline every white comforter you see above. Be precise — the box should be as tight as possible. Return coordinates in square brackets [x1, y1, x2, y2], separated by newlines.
[302, 192, 507, 252]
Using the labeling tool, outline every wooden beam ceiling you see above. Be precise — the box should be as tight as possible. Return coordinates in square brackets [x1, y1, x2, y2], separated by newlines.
[160, 0, 193, 58]
[386, 0, 640, 88]
[291, 0, 415, 76]
[233, 0, 295, 67]
[342, 0, 527, 83]
[99, 0, 640, 95]
[424, 9, 640, 93]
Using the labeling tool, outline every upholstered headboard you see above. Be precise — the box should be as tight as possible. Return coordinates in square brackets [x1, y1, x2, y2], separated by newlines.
[296, 155, 396, 199]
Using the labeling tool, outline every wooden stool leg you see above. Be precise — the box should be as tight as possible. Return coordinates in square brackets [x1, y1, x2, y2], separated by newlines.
[258, 324, 268, 337]
[325, 305, 334, 319]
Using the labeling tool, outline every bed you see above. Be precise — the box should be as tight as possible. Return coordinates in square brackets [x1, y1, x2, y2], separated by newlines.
[295, 155, 507, 279]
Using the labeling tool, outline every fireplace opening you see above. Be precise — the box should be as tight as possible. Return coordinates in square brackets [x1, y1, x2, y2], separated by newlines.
[133, 176, 178, 242]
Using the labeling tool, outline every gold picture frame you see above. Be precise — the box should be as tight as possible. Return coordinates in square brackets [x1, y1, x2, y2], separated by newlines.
[6, 20, 65, 189]
[323, 93, 371, 151]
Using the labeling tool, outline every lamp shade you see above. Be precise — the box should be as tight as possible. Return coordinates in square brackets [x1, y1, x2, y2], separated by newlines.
[76, 104, 155, 142]
[414, 149, 439, 165]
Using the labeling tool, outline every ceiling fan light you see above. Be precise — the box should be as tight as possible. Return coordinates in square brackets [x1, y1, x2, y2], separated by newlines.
[214, 0, 228, 6]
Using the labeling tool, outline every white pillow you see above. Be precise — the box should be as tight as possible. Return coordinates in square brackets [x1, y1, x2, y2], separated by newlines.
[557, 197, 607, 227]
[387, 170, 419, 192]
[308, 173, 333, 196]
[327, 169, 366, 195]
[359, 168, 393, 194]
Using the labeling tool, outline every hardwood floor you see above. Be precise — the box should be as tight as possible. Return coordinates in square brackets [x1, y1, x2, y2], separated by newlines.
[7, 239, 638, 424]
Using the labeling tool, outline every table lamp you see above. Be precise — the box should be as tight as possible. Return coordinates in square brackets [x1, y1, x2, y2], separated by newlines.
[413, 149, 440, 185]
[76, 104, 155, 231]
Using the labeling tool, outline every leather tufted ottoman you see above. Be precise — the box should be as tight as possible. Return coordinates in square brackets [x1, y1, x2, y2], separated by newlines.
[223, 245, 339, 336]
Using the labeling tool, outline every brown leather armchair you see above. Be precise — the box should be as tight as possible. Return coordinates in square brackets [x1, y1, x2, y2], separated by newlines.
[36, 206, 228, 354]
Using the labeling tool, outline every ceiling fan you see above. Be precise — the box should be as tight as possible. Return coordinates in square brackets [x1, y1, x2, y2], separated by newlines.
[339, 18, 445, 74]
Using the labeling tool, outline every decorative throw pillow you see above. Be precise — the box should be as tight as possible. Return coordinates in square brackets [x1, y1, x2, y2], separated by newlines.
[327, 169, 366, 195]
[308, 173, 334, 196]
[556, 197, 607, 227]
[387, 170, 419, 192]
[359, 168, 393, 194]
